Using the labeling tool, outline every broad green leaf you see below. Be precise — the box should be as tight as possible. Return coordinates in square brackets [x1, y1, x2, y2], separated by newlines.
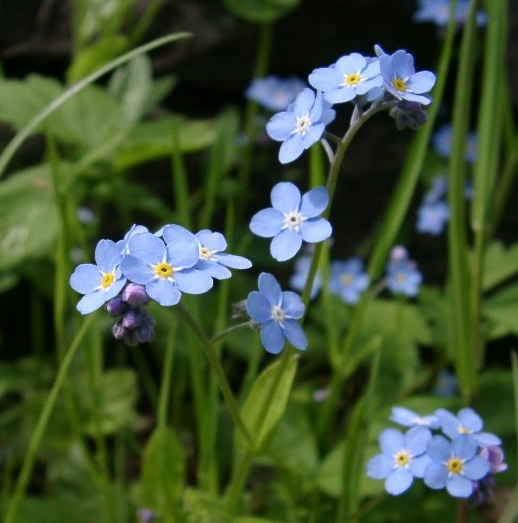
[140, 426, 185, 516]
[184, 488, 230, 523]
[0, 164, 58, 272]
[224, 0, 300, 22]
[237, 355, 298, 452]
[484, 283, 518, 336]
[483, 241, 518, 290]
[112, 116, 218, 169]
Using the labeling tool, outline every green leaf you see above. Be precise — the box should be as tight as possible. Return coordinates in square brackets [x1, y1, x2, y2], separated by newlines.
[0, 164, 58, 273]
[315, 441, 343, 497]
[236, 355, 298, 452]
[484, 283, 518, 336]
[112, 116, 218, 169]
[184, 489, 230, 523]
[224, 0, 300, 22]
[140, 426, 185, 516]
[483, 241, 518, 290]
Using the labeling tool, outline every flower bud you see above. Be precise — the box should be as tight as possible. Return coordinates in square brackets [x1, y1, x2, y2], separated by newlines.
[122, 283, 149, 307]
[106, 296, 128, 317]
[122, 309, 145, 330]
[112, 319, 127, 340]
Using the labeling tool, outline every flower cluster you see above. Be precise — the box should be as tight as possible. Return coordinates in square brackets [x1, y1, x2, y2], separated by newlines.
[385, 246, 422, 297]
[265, 45, 436, 163]
[367, 406, 506, 499]
[416, 175, 450, 236]
[70, 223, 252, 344]
[413, 0, 487, 28]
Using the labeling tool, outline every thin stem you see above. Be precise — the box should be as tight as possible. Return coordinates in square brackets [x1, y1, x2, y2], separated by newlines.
[209, 321, 253, 345]
[175, 304, 253, 446]
[3, 314, 95, 523]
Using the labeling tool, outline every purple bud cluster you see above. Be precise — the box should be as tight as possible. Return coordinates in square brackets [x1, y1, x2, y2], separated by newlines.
[106, 284, 155, 347]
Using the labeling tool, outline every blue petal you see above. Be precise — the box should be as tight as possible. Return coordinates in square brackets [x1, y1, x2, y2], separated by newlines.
[335, 53, 366, 74]
[405, 426, 432, 455]
[283, 320, 307, 350]
[245, 291, 272, 323]
[250, 208, 284, 237]
[446, 475, 473, 498]
[120, 255, 154, 284]
[426, 435, 451, 462]
[462, 455, 491, 480]
[266, 112, 297, 141]
[366, 454, 393, 480]
[300, 218, 332, 243]
[258, 272, 282, 305]
[300, 186, 329, 217]
[302, 122, 325, 148]
[308, 90, 323, 122]
[385, 468, 413, 496]
[475, 432, 502, 446]
[452, 434, 478, 460]
[457, 408, 483, 432]
[279, 134, 305, 164]
[146, 279, 181, 306]
[196, 259, 232, 280]
[76, 291, 107, 314]
[379, 428, 404, 454]
[293, 88, 315, 118]
[270, 228, 303, 261]
[196, 229, 227, 251]
[271, 182, 301, 213]
[174, 269, 213, 294]
[163, 225, 199, 268]
[407, 71, 436, 93]
[281, 291, 305, 319]
[410, 454, 431, 478]
[423, 462, 447, 490]
[128, 233, 166, 264]
[323, 88, 357, 104]
[94, 239, 122, 271]
[308, 67, 342, 92]
[260, 321, 285, 354]
[70, 264, 101, 294]
[216, 253, 252, 269]
[391, 50, 415, 78]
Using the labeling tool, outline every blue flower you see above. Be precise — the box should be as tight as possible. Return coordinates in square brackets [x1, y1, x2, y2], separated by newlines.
[413, 0, 487, 27]
[119, 224, 149, 255]
[367, 426, 432, 495]
[379, 49, 436, 105]
[194, 229, 252, 280]
[245, 75, 306, 111]
[386, 248, 422, 297]
[434, 408, 502, 446]
[250, 182, 332, 262]
[329, 258, 369, 304]
[120, 227, 213, 306]
[266, 88, 336, 164]
[308, 53, 383, 104]
[424, 434, 491, 498]
[389, 100, 429, 130]
[416, 200, 450, 235]
[433, 124, 478, 164]
[290, 254, 322, 299]
[70, 239, 127, 314]
[390, 406, 440, 429]
[245, 272, 307, 354]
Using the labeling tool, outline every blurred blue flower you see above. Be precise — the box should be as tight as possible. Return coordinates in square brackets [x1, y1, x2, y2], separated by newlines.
[416, 200, 450, 235]
[245, 75, 306, 111]
[70, 239, 127, 314]
[308, 53, 383, 104]
[245, 272, 307, 354]
[250, 182, 332, 262]
[290, 254, 322, 299]
[424, 434, 490, 497]
[434, 408, 502, 446]
[367, 426, 432, 495]
[413, 0, 487, 27]
[120, 227, 212, 306]
[379, 49, 436, 105]
[433, 124, 478, 163]
[195, 229, 252, 280]
[329, 258, 369, 304]
[389, 100, 429, 130]
[386, 248, 422, 297]
[390, 406, 440, 429]
[433, 370, 458, 397]
[266, 88, 335, 164]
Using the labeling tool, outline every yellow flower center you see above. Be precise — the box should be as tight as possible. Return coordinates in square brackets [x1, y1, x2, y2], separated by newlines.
[393, 450, 411, 468]
[393, 78, 407, 92]
[396, 272, 406, 283]
[101, 272, 115, 289]
[154, 262, 173, 279]
[294, 114, 311, 135]
[447, 457, 464, 475]
[457, 425, 472, 435]
[340, 274, 353, 286]
[342, 72, 361, 86]
[199, 246, 213, 260]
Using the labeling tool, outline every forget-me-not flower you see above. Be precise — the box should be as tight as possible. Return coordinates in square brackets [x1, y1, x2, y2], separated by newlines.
[120, 227, 213, 306]
[194, 229, 252, 280]
[424, 434, 491, 498]
[329, 258, 369, 304]
[367, 426, 432, 495]
[290, 254, 322, 299]
[379, 49, 436, 105]
[390, 406, 440, 429]
[416, 200, 450, 235]
[245, 272, 307, 354]
[386, 247, 422, 297]
[245, 75, 306, 112]
[434, 408, 502, 447]
[308, 53, 383, 104]
[433, 124, 478, 164]
[250, 182, 332, 262]
[70, 239, 127, 315]
[266, 88, 335, 164]
[413, 0, 487, 27]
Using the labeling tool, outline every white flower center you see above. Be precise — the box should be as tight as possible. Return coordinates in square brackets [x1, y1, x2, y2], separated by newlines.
[199, 245, 216, 260]
[283, 211, 303, 230]
[293, 113, 312, 136]
[271, 305, 285, 324]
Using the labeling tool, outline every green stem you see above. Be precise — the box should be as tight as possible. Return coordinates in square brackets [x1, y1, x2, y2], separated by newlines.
[175, 304, 253, 446]
[210, 322, 253, 344]
[157, 322, 177, 428]
[3, 314, 95, 523]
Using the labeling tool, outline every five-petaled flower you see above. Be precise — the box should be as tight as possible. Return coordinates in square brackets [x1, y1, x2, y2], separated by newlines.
[266, 87, 335, 164]
[386, 248, 423, 297]
[367, 426, 432, 495]
[390, 406, 440, 429]
[245, 272, 307, 354]
[70, 239, 127, 314]
[120, 226, 213, 306]
[245, 75, 306, 112]
[424, 434, 491, 498]
[250, 182, 332, 262]
[328, 258, 369, 304]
